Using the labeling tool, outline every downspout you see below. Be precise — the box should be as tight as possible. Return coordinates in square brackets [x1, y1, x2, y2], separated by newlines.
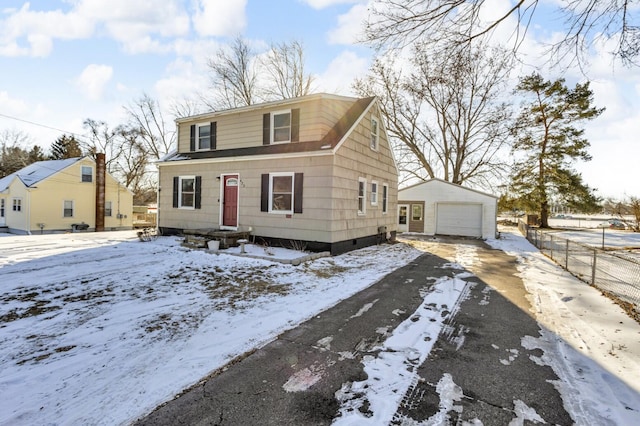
[26, 188, 32, 235]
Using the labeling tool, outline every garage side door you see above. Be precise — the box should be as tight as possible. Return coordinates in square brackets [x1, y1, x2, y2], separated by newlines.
[436, 203, 482, 237]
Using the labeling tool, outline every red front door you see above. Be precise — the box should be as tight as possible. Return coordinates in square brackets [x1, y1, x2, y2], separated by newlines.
[222, 175, 238, 227]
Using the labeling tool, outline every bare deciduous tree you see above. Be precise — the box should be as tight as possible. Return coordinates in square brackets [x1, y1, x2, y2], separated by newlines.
[207, 36, 260, 109]
[262, 40, 314, 99]
[0, 129, 36, 177]
[82, 119, 122, 173]
[123, 93, 175, 160]
[365, 0, 640, 67]
[354, 42, 514, 189]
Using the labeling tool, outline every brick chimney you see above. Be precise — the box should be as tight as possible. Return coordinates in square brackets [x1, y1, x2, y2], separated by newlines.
[95, 153, 105, 232]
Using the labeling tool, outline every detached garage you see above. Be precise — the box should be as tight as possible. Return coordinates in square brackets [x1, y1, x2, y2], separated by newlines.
[398, 179, 497, 239]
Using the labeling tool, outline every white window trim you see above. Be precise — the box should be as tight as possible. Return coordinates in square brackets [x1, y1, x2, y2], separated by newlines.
[370, 116, 379, 151]
[105, 200, 112, 217]
[371, 180, 378, 206]
[271, 109, 292, 144]
[382, 183, 389, 214]
[269, 172, 295, 214]
[358, 177, 367, 215]
[196, 123, 211, 151]
[63, 200, 74, 218]
[178, 175, 196, 209]
[81, 166, 93, 183]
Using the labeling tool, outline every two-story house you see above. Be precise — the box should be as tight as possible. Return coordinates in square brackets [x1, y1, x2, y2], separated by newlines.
[157, 93, 398, 255]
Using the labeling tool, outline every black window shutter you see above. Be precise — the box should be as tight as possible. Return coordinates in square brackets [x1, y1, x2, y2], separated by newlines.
[294, 173, 303, 213]
[261, 174, 269, 212]
[262, 113, 270, 145]
[195, 176, 202, 209]
[190, 125, 196, 151]
[210, 122, 217, 150]
[291, 109, 300, 142]
[172, 176, 179, 208]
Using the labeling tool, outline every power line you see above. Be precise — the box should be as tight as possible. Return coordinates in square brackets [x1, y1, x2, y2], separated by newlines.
[0, 112, 86, 140]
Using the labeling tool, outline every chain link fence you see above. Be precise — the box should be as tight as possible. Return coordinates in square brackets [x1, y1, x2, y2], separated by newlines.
[518, 221, 640, 318]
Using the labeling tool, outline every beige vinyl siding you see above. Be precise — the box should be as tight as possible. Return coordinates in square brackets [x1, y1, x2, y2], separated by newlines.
[158, 155, 338, 241]
[177, 97, 355, 153]
[329, 107, 398, 240]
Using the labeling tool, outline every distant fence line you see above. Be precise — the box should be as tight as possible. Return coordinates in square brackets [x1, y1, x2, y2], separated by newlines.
[518, 221, 640, 318]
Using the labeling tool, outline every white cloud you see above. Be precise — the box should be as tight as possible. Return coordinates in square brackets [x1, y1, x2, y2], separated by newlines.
[315, 50, 370, 94]
[193, 0, 247, 37]
[0, 91, 29, 114]
[303, 0, 362, 9]
[327, 3, 368, 44]
[75, 64, 113, 101]
[0, 3, 93, 57]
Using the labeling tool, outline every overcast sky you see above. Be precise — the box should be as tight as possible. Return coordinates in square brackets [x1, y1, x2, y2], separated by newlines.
[0, 0, 637, 199]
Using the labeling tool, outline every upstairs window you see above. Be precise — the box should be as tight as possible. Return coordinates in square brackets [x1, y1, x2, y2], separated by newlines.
[272, 110, 291, 143]
[263, 109, 300, 145]
[190, 122, 217, 151]
[81, 166, 93, 182]
[370, 117, 379, 150]
[197, 124, 211, 150]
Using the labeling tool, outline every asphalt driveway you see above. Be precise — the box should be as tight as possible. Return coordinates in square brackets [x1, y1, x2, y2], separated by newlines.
[134, 236, 572, 425]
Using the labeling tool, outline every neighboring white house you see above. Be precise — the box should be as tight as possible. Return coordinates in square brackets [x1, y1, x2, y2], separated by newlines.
[398, 179, 497, 239]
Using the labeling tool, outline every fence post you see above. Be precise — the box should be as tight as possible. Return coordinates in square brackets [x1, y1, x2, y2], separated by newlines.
[550, 235, 553, 259]
[591, 249, 597, 285]
[565, 240, 569, 270]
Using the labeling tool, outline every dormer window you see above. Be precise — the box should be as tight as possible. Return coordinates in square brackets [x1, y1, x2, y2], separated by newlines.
[272, 110, 291, 144]
[263, 109, 300, 145]
[190, 122, 217, 151]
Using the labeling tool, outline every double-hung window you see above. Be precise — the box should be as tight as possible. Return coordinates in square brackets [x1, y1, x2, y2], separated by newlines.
[105, 201, 112, 217]
[358, 177, 367, 215]
[63, 200, 74, 217]
[272, 110, 291, 144]
[370, 117, 379, 150]
[12, 198, 21, 212]
[371, 181, 378, 206]
[81, 166, 93, 182]
[197, 123, 211, 150]
[179, 176, 195, 208]
[269, 172, 294, 213]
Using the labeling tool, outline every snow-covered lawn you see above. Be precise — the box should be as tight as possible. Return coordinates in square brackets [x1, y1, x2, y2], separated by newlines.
[1, 229, 639, 425]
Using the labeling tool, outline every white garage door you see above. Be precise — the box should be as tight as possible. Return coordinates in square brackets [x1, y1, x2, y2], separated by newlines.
[436, 203, 482, 237]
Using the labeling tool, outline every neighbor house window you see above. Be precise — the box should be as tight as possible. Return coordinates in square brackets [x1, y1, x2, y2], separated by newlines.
[81, 166, 93, 182]
[179, 176, 195, 208]
[371, 181, 378, 206]
[269, 172, 294, 213]
[0, 199, 4, 217]
[190, 122, 216, 151]
[105, 201, 112, 217]
[382, 184, 388, 214]
[63, 200, 74, 217]
[272, 110, 291, 143]
[412, 204, 423, 221]
[370, 117, 379, 150]
[12, 198, 21, 212]
[358, 177, 367, 215]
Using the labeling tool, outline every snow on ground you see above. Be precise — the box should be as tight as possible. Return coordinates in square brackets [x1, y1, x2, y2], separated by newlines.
[488, 228, 640, 425]
[1, 229, 639, 425]
[0, 231, 423, 425]
[550, 228, 640, 249]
